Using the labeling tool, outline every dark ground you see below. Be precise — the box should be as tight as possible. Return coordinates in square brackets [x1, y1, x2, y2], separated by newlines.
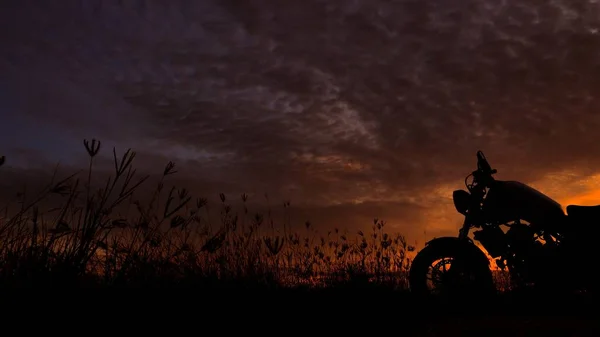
[3, 285, 595, 336]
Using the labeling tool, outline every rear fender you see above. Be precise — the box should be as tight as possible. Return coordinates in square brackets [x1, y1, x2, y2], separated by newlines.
[424, 237, 490, 267]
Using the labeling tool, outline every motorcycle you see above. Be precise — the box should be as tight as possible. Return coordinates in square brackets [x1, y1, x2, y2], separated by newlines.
[408, 150, 597, 296]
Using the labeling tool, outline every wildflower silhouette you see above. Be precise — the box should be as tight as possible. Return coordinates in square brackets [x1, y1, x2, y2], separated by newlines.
[0, 138, 413, 289]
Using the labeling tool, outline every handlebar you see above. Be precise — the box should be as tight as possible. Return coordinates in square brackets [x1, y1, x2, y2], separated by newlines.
[476, 150, 497, 174]
[477, 151, 492, 172]
[466, 151, 497, 191]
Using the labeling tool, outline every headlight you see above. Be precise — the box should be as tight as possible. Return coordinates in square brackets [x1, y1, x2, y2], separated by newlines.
[453, 189, 471, 215]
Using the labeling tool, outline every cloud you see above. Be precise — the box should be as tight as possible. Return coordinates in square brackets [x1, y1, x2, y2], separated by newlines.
[3, 0, 600, 244]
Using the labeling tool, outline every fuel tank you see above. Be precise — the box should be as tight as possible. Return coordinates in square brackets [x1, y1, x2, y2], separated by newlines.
[482, 180, 567, 229]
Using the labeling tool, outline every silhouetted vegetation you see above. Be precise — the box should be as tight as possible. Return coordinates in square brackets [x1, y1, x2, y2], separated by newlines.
[2, 139, 599, 336]
[0, 140, 583, 298]
[0, 139, 421, 289]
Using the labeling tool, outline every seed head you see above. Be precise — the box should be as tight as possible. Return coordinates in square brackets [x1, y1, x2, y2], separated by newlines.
[163, 161, 177, 176]
[83, 138, 101, 157]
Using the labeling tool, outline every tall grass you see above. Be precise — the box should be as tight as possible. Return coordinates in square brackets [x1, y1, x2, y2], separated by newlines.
[0, 140, 414, 288]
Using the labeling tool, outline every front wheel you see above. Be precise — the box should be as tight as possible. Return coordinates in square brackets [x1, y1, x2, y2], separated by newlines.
[409, 241, 495, 297]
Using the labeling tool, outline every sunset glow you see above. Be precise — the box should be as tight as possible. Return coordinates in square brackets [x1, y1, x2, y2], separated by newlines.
[4, 2, 600, 247]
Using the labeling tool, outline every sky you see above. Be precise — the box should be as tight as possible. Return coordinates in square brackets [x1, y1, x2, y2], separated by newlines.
[3, 0, 600, 247]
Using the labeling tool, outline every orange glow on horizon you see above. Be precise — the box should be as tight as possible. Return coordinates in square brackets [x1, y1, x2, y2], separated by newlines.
[560, 189, 600, 209]
[535, 171, 600, 210]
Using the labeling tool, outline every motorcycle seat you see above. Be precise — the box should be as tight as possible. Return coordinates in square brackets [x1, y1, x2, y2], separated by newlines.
[566, 205, 600, 218]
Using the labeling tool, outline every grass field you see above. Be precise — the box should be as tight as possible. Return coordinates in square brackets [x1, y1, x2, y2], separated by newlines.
[0, 140, 421, 289]
[1, 141, 598, 336]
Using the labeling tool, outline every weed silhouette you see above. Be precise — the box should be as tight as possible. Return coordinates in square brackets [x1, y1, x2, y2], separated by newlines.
[0, 139, 413, 289]
[0, 140, 598, 320]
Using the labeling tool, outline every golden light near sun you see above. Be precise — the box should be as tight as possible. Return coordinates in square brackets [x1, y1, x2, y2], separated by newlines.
[527, 170, 600, 211]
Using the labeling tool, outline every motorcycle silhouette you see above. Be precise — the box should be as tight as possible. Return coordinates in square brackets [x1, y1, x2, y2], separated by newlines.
[408, 150, 596, 296]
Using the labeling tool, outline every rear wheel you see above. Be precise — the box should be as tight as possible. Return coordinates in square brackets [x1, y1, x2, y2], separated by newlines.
[409, 243, 495, 297]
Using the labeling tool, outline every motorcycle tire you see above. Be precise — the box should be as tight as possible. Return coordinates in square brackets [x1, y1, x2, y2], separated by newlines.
[408, 242, 495, 298]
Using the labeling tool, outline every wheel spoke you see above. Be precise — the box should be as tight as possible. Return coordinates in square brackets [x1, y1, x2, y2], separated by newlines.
[424, 256, 479, 293]
[410, 245, 493, 297]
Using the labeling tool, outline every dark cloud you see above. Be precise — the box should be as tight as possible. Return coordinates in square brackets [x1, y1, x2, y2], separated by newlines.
[3, 0, 600, 245]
